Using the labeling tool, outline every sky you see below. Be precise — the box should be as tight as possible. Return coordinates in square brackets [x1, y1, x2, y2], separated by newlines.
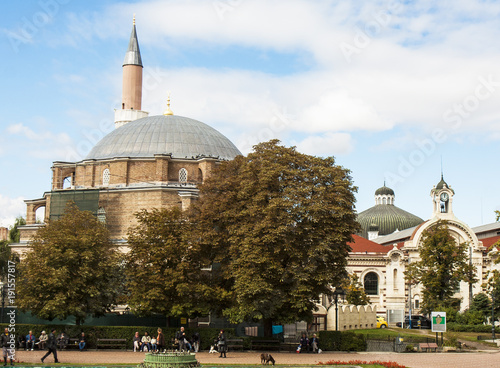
[1, 0, 499, 229]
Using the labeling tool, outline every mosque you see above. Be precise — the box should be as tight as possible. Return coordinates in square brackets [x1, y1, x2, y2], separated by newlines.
[13, 21, 500, 328]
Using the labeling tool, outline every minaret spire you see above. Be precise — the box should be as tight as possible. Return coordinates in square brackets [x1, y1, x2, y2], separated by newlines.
[114, 16, 148, 128]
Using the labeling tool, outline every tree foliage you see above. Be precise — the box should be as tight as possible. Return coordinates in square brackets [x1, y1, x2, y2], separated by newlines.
[125, 207, 213, 318]
[343, 273, 370, 306]
[191, 140, 360, 334]
[17, 203, 122, 325]
[405, 220, 477, 314]
[9, 216, 26, 243]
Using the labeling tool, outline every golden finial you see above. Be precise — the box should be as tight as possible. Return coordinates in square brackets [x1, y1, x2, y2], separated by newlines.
[163, 94, 174, 115]
[133, 14, 136, 25]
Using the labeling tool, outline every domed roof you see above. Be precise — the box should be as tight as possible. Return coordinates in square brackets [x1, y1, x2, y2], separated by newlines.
[86, 115, 242, 161]
[357, 205, 424, 239]
[375, 185, 394, 196]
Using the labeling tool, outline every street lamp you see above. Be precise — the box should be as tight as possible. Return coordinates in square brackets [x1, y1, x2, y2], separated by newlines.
[492, 289, 496, 341]
[0, 282, 4, 324]
[332, 287, 345, 331]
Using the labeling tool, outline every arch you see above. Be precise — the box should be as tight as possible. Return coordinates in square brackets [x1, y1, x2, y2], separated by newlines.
[179, 168, 188, 183]
[198, 168, 203, 183]
[364, 272, 379, 295]
[383, 198, 386, 205]
[103, 168, 110, 186]
[393, 269, 398, 291]
[35, 206, 46, 224]
[63, 176, 72, 189]
[414, 295, 420, 309]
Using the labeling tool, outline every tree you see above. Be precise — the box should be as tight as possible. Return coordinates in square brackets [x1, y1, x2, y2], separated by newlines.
[495, 210, 500, 222]
[17, 203, 122, 325]
[192, 140, 360, 336]
[405, 220, 477, 314]
[8, 216, 25, 243]
[343, 273, 370, 306]
[125, 207, 214, 319]
[470, 293, 491, 320]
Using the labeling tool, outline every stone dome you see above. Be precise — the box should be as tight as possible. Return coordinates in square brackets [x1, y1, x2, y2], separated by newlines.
[86, 115, 242, 161]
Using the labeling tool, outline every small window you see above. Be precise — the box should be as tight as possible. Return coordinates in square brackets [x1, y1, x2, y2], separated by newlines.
[179, 168, 188, 183]
[364, 272, 379, 295]
[414, 298, 420, 309]
[103, 169, 110, 186]
[97, 207, 106, 223]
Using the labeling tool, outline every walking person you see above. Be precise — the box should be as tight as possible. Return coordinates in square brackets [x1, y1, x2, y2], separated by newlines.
[41, 328, 58, 364]
[156, 328, 164, 353]
[1, 328, 13, 366]
[217, 329, 226, 358]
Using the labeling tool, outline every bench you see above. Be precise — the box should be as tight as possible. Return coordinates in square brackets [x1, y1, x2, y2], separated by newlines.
[96, 338, 127, 350]
[419, 342, 438, 352]
[226, 338, 244, 351]
[281, 338, 299, 353]
[250, 339, 281, 351]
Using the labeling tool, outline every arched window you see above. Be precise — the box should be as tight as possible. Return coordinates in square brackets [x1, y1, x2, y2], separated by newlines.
[179, 168, 188, 183]
[103, 168, 110, 186]
[383, 197, 386, 205]
[198, 168, 203, 183]
[97, 207, 106, 223]
[393, 269, 398, 291]
[364, 272, 379, 295]
[63, 176, 72, 189]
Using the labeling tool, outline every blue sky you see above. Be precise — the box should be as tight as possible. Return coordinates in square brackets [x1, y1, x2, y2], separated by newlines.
[1, 0, 500, 229]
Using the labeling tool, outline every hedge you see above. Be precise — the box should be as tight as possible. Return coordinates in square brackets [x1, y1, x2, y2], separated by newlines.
[6, 324, 233, 351]
[318, 330, 367, 351]
[447, 322, 500, 333]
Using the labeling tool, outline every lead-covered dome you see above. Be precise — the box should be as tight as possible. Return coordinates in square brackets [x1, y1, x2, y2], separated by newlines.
[86, 115, 242, 161]
[357, 184, 424, 239]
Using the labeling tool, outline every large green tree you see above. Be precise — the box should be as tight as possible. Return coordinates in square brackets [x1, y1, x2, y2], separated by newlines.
[17, 203, 122, 325]
[405, 220, 477, 314]
[192, 140, 360, 335]
[125, 207, 214, 319]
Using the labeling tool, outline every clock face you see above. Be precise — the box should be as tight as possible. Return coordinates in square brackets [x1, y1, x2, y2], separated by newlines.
[440, 192, 449, 202]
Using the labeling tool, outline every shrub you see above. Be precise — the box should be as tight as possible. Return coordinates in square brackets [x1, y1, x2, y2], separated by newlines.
[318, 330, 366, 352]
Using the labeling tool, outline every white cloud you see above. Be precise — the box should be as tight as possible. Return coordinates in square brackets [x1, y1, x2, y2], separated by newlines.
[294, 132, 353, 157]
[6, 123, 76, 159]
[0, 195, 25, 228]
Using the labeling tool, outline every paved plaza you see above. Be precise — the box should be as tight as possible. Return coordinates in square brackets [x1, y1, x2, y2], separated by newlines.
[13, 349, 500, 368]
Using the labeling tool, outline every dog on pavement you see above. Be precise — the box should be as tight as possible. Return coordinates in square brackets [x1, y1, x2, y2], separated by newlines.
[260, 353, 275, 365]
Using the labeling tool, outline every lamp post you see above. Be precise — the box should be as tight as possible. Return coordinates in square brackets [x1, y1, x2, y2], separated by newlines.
[492, 289, 496, 341]
[332, 287, 345, 331]
[0, 282, 4, 324]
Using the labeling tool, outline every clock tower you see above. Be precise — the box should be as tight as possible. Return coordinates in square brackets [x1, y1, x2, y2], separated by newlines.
[430, 174, 455, 218]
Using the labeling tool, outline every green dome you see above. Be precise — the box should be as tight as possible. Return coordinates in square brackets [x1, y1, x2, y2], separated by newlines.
[375, 185, 395, 196]
[357, 205, 424, 239]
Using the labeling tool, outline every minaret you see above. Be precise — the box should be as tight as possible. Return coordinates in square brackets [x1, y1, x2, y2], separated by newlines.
[114, 16, 149, 128]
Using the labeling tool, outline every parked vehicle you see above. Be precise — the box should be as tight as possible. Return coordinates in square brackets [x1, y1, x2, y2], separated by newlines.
[376, 316, 388, 329]
[395, 315, 431, 329]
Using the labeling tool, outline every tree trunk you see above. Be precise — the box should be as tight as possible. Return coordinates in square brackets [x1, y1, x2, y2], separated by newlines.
[263, 318, 273, 337]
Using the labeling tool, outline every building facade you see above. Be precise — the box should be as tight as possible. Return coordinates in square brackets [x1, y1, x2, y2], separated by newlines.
[14, 20, 241, 253]
[348, 177, 500, 324]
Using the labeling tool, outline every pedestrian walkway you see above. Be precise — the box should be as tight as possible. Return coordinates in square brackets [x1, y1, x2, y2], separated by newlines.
[14, 349, 500, 368]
